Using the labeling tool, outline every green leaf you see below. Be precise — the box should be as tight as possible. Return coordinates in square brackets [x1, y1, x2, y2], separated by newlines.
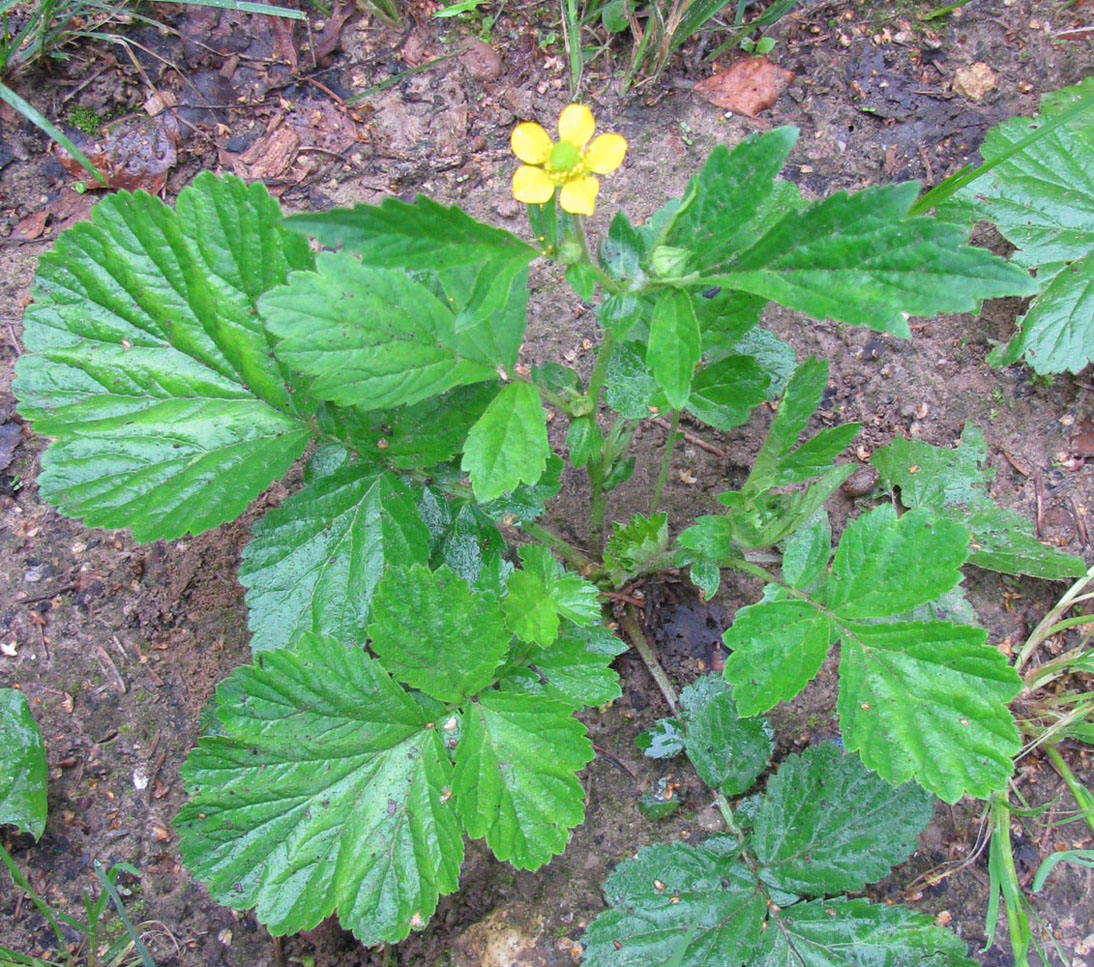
[646, 290, 701, 409]
[943, 80, 1094, 374]
[773, 424, 859, 486]
[605, 513, 671, 581]
[453, 690, 593, 869]
[567, 261, 598, 302]
[175, 634, 461, 945]
[600, 212, 647, 282]
[664, 129, 799, 273]
[730, 327, 796, 401]
[567, 415, 603, 469]
[368, 564, 511, 702]
[500, 632, 622, 708]
[749, 743, 933, 895]
[871, 427, 1086, 579]
[461, 381, 550, 503]
[0, 689, 48, 840]
[753, 898, 975, 967]
[780, 511, 831, 593]
[745, 358, 828, 492]
[582, 837, 765, 967]
[685, 356, 770, 431]
[14, 174, 314, 541]
[286, 195, 537, 270]
[481, 454, 564, 525]
[636, 718, 686, 759]
[837, 620, 1021, 802]
[606, 341, 658, 418]
[710, 182, 1037, 335]
[262, 253, 501, 410]
[317, 383, 499, 471]
[723, 600, 833, 715]
[239, 463, 431, 653]
[827, 506, 970, 619]
[679, 676, 773, 795]
[419, 490, 508, 585]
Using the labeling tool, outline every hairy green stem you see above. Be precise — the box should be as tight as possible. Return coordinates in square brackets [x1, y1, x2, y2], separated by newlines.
[520, 520, 597, 574]
[650, 409, 679, 516]
[1044, 744, 1094, 839]
[584, 331, 620, 554]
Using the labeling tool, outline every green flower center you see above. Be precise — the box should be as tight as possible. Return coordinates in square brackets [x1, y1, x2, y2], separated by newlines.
[548, 141, 582, 173]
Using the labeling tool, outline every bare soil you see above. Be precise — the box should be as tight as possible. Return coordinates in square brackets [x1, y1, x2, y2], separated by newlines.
[1, 1, 1092, 965]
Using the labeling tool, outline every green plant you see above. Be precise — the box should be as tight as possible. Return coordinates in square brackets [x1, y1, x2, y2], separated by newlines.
[583, 677, 972, 965]
[0, 690, 154, 967]
[922, 77, 1094, 374]
[12, 107, 1050, 953]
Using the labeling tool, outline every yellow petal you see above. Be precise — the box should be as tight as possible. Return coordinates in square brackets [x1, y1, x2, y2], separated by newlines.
[558, 104, 595, 148]
[513, 165, 555, 205]
[511, 122, 552, 164]
[559, 176, 599, 215]
[585, 133, 627, 174]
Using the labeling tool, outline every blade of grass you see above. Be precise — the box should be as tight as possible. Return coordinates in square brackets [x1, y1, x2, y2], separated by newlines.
[0, 80, 106, 184]
[148, 0, 304, 18]
[560, 0, 581, 97]
[93, 862, 155, 967]
[346, 45, 466, 103]
[1031, 849, 1094, 891]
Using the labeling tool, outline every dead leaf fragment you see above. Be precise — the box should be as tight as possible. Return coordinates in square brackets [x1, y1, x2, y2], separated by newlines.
[694, 57, 794, 117]
[232, 124, 300, 180]
[143, 90, 177, 118]
[56, 115, 180, 192]
[12, 211, 46, 242]
[953, 63, 996, 101]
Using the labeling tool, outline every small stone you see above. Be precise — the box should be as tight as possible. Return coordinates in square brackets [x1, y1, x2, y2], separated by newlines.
[841, 464, 880, 498]
[953, 63, 997, 102]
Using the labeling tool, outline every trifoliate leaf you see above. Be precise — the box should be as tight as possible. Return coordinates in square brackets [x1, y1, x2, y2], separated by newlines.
[679, 676, 773, 795]
[749, 743, 933, 895]
[175, 634, 461, 946]
[0, 689, 48, 840]
[605, 513, 671, 582]
[664, 128, 798, 273]
[647, 290, 701, 409]
[838, 620, 1021, 802]
[685, 356, 770, 431]
[753, 898, 976, 967]
[286, 195, 537, 270]
[461, 381, 550, 503]
[500, 632, 622, 708]
[262, 253, 501, 410]
[502, 546, 600, 647]
[871, 427, 1086, 579]
[368, 564, 511, 703]
[239, 464, 431, 653]
[453, 690, 593, 869]
[636, 718, 686, 759]
[723, 600, 833, 715]
[606, 341, 659, 418]
[827, 506, 970, 619]
[710, 182, 1037, 335]
[582, 837, 765, 967]
[14, 174, 314, 541]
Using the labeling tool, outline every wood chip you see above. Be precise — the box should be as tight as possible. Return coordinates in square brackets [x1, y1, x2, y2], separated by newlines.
[694, 57, 794, 117]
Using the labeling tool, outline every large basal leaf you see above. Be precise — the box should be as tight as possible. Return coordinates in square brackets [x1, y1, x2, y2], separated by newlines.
[452, 690, 593, 869]
[239, 461, 431, 653]
[262, 253, 502, 410]
[582, 837, 766, 967]
[679, 676, 773, 796]
[708, 181, 1037, 335]
[461, 381, 550, 503]
[175, 634, 461, 946]
[944, 79, 1094, 374]
[368, 564, 511, 703]
[838, 620, 1021, 802]
[646, 289, 701, 409]
[753, 898, 975, 967]
[871, 426, 1086, 579]
[748, 743, 933, 896]
[13, 173, 314, 541]
[664, 128, 799, 273]
[0, 689, 49, 840]
[286, 195, 537, 270]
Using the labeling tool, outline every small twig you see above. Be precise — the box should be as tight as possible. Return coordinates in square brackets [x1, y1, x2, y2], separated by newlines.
[619, 606, 677, 715]
[1071, 495, 1088, 548]
[592, 743, 639, 780]
[301, 73, 345, 105]
[652, 417, 727, 459]
[1035, 472, 1045, 536]
[1003, 450, 1031, 476]
[19, 584, 76, 605]
[95, 645, 127, 695]
[605, 591, 646, 608]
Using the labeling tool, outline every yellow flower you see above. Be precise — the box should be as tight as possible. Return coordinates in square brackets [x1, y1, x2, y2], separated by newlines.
[510, 104, 627, 216]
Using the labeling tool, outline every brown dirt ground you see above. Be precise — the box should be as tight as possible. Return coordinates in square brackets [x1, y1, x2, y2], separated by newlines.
[1, 1, 1093, 965]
